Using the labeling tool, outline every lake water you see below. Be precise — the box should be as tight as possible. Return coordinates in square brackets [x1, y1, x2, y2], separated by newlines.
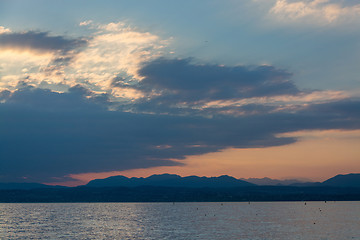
[0, 201, 359, 239]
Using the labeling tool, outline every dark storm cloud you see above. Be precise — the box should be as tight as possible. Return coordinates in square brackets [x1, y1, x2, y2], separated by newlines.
[132, 58, 298, 101]
[113, 58, 301, 115]
[0, 31, 87, 53]
[1, 86, 360, 183]
[306, 99, 360, 118]
[0, 90, 10, 101]
[5, 84, 109, 112]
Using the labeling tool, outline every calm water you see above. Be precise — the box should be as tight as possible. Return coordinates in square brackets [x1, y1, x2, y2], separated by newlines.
[0, 202, 359, 240]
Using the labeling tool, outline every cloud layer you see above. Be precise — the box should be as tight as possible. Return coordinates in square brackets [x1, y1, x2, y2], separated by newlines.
[1, 75, 359, 182]
[1, 21, 359, 183]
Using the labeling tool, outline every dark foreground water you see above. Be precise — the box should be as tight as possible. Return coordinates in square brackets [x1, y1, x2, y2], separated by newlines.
[0, 202, 359, 239]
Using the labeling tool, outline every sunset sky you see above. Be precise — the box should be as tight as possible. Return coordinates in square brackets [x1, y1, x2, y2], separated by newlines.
[0, 0, 359, 186]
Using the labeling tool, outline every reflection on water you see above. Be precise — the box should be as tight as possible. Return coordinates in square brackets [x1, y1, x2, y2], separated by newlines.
[0, 202, 359, 239]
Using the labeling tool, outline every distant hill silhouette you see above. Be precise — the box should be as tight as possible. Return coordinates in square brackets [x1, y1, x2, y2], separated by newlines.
[1, 173, 359, 202]
[322, 173, 360, 187]
[86, 174, 255, 188]
[1, 173, 358, 190]
[240, 177, 310, 186]
[0, 182, 64, 190]
[289, 182, 322, 187]
[86, 173, 360, 188]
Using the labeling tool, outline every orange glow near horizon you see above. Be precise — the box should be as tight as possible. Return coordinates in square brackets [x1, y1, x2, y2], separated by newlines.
[51, 130, 360, 187]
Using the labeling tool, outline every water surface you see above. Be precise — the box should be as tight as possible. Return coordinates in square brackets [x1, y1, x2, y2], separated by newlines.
[0, 201, 359, 239]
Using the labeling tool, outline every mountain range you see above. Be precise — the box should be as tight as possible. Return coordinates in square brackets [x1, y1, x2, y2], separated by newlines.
[239, 177, 311, 186]
[85, 173, 360, 188]
[86, 174, 254, 188]
[0, 173, 359, 190]
[322, 173, 360, 187]
[0, 182, 66, 190]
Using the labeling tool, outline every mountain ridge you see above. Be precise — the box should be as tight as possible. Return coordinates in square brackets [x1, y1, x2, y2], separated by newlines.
[239, 177, 312, 186]
[86, 174, 255, 188]
[1, 173, 359, 190]
[0, 182, 66, 190]
[322, 173, 360, 187]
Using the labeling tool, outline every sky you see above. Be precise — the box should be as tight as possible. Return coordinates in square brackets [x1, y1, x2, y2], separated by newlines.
[0, 0, 359, 186]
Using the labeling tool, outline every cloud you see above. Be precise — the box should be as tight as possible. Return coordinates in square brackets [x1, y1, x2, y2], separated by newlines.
[71, 22, 170, 93]
[113, 58, 298, 113]
[1, 86, 359, 182]
[268, 0, 360, 25]
[113, 58, 356, 118]
[79, 20, 93, 26]
[112, 58, 325, 116]
[0, 26, 11, 34]
[0, 50, 54, 90]
[138, 58, 296, 98]
[0, 89, 10, 101]
[1, 22, 359, 183]
[4, 83, 109, 112]
[0, 31, 87, 53]
[0, 22, 169, 98]
[0, 31, 88, 91]
[306, 99, 360, 119]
